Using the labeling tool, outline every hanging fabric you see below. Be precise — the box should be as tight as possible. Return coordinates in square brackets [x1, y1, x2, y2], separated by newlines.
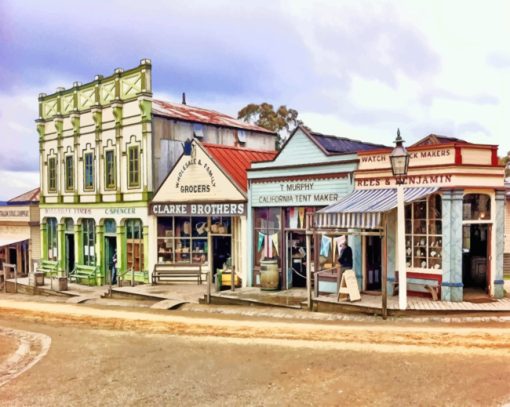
[272, 233, 279, 256]
[264, 234, 273, 258]
[257, 232, 264, 252]
[298, 207, 305, 228]
[320, 235, 331, 257]
[289, 207, 298, 229]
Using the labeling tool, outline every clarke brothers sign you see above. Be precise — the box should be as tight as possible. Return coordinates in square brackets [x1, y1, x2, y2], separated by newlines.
[151, 202, 246, 216]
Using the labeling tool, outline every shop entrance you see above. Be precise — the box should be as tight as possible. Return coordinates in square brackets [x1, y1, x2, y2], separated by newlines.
[462, 224, 491, 293]
[65, 234, 75, 276]
[286, 231, 307, 288]
[212, 236, 231, 276]
[364, 236, 382, 291]
[105, 236, 117, 285]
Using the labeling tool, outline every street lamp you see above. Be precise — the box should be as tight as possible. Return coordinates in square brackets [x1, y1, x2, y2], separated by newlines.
[390, 129, 410, 310]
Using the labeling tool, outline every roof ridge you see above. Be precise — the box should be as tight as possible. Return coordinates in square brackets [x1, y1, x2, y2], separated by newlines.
[7, 187, 40, 203]
[202, 142, 276, 154]
[153, 98, 229, 117]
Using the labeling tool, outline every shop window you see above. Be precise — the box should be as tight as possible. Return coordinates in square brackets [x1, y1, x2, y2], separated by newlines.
[254, 208, 282, 268]
[128, 146, 140, 188]
[84, 152, 94, 190]
[65, 155, 74, 191]
[46, 217, 58, 261]
[48, 157, 57, 192]
[463, 194, 491, 221]
[126, 219, 144, 272]
[156, 217, 213, 264]
[104, 219, 116, 235]
[104, 150, 116, 189]
[82, 219, 96, 266]
[404, 194, 442, 271]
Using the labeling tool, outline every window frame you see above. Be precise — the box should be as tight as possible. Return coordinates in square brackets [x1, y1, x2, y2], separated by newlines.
[64, 155, 74, 192]
[83, 152, 95, 191]
[127, 145, 140, 189]
[82, 219, 96, 266]
[104, 149, 116, 190]
[48, 157, 57, 193]
[46, 217, 58, 261]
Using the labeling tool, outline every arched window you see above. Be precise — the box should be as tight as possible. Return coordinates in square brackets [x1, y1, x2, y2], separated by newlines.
[404, 194, 442, 270]
[82, 219, 96, 265]
[46, 217, 58, 261]
[463, 194, 491, 221]
[126, 219, 144, 272]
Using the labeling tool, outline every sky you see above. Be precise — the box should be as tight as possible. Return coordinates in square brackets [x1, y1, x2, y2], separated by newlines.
[0, 0, 509, 199]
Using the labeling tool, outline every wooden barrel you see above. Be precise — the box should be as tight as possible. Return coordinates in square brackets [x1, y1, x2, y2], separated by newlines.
[260, 259, 279, 290]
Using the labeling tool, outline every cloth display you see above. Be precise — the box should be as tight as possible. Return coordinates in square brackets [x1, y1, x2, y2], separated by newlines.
[320, 235, 331, 257]
[289, 207, 298, 229]
[257, 232, 264, 252]
[272, 233, 279, 255]
[298, 207, 305, 228]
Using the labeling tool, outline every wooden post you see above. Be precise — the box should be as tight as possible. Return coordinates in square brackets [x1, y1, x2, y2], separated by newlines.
[306, 230, 312, 311]
[207, 265, 211, 304]
[381, 216, 388, 320]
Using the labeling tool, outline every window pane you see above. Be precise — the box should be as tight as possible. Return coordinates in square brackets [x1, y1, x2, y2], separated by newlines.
[463, 194, 491, 220]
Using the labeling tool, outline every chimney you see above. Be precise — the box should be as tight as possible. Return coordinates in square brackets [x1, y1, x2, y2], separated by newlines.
[182, 92, 186, 105]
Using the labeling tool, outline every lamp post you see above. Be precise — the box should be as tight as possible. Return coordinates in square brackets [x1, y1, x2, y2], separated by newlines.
[389, 129, 410, 311]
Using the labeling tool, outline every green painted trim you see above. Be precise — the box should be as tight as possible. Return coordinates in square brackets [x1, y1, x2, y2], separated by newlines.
[104, 149, 117, 190]
[74, 224, 83, 265]
[96, 224, 105, 285]
[57, 222, 65, 273]
[127, 145, 141, 188]
[40, 222, 48, 261]
[83, 151, 95, 191]
[117, 225, 126, 277]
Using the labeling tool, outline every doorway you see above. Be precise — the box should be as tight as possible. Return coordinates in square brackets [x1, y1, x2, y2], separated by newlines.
[365, 236, 382, 291]
[286, 231, 307, 289]
[65, 233, 75, 275]
[212, 236, 231, 278]
[462, 224, 490, 293]
[105, 236, 117, 285]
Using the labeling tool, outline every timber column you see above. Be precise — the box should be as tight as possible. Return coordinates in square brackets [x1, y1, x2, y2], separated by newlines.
[494, 190, 506, 298]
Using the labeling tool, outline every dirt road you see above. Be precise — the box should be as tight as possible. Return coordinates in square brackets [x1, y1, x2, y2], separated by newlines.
[0, 298, 509, 406]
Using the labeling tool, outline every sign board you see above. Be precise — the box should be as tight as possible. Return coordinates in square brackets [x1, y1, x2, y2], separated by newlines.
[251, 177, 350, 207]
[337, 269, 361, 302]
[151, 202, 246, 216]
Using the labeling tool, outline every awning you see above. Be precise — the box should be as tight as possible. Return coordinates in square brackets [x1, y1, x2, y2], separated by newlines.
[314, 187, 439, 229]
[0, 234, 29, 247]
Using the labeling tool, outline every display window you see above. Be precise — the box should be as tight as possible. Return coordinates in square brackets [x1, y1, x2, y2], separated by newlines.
[82, 218, 96, 266]
[253, 208, 282, 267]
[284, 207, 315, 230]
[126, 219, 143, 272]
[156, 216, 232, 265]
[405, 194, 442, 271]
[46, 217, 58, 261]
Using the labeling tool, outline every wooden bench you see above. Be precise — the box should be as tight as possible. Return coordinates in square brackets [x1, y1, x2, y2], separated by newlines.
[37, 260, 59, 278]
[69, 264, 98, 286]
[393, 271, 441, 301]
[152, 263, 202, 285]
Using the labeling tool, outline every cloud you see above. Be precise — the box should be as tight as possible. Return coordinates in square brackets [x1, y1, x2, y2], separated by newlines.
[0, 170, 39, 201]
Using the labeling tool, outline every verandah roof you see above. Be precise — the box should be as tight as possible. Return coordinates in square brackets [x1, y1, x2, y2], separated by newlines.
[314, 187, 438, 229]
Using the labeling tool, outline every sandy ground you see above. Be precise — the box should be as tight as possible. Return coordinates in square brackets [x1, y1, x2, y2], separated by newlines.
[0, 299, 510, 406]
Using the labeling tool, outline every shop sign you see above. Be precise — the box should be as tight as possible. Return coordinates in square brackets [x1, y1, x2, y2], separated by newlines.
[41, 207, 146, 217]
[356, 174, 453, 188]
[359, 148, 455, 171]
[151, 202, 246, 216]
[0, 209, 29, 218]
[252, 178, 348, 207]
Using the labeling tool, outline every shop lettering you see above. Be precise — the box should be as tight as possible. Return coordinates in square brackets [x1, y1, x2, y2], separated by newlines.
[0, 210, 29, 217]
[180, 184, 211, 193]
[356, 174, 452, 187]
[151, 203, 246, 216]
[175, 158, 216, 189]
[105, 208, 135, 215]
[43, 208, 92, 215]
[258, 193, 339, 204]
[281, 182, 314, 191]
[361, 149, 451, 163]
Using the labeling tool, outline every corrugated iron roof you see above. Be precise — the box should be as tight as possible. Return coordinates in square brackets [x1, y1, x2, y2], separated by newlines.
[309, 131, 388, 154]
[203, 144, 276, 192]
[7, 188, 40, 204]
[152, 99, 276, 135]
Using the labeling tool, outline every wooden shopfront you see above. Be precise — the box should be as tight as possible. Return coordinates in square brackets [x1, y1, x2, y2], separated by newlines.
[314, 134, 506, 301]
[0, 188, 40, 278]
[149, 140, 276, 285]
[247, 126, 386, 290]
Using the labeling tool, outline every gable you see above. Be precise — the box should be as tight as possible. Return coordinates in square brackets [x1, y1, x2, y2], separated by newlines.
[251, 128, 333, 169]
[152, 143, 246, 203]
